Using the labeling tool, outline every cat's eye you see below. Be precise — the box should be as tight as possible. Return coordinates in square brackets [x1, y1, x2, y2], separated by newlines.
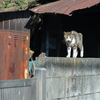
[70, 36, 72, 39]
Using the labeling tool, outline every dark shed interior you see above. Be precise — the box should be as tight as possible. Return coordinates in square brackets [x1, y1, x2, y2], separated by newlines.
[30, 4, 100, 58]
[61, 5, 100, 58]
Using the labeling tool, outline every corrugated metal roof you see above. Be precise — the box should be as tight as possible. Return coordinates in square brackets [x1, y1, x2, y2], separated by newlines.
[30, 0, 100, 15]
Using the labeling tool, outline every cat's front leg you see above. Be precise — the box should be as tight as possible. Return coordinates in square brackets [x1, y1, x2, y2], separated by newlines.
[66, 47, 71, 58]
[73, 46, 77, 58]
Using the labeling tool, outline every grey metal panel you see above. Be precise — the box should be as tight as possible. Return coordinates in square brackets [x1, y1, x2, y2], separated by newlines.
[4, 12, 10, 29]
[10, 12, 16, 30]
[0, 78, 38, 100]
[16, 88, 20, 100]
[42, 69, 46, 99]
[0, 13, 3, 29]
[31, 77, 38, 100]
[16, 11, 23, 31]
[11, 88, 14, 100]
[23, 11, 30, 32]
[0, 68, 46, 100]
[0, 90, 1, 100]
[0, 11, 30, 32]
[0, 79, 32, 88]
[20, 86, 24, 100]
[35, 68, 46, 100]
[1, 90, 2, 100]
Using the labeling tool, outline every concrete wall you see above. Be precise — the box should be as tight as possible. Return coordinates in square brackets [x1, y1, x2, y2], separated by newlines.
[36, 57, 100, 100]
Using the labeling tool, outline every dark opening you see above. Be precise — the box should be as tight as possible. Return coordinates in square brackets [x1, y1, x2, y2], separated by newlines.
[60, 4, 100, 58]
[30, 4, 100, 58]
[46, 4, 100, 58]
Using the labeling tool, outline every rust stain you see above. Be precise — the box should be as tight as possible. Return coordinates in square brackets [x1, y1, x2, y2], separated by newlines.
[7, 44, 11, 79]
[67, 59, 74, 66]
[25, 51, 28, 55]
[62, 59, 64, 63]
[9, 63, 15, 75]
[70, 59, 74, 66]
[24, 69, 28, 79]
[8, 35, 11, 38]
[26, 35, 29, 41]
[24, 60, 28, 79]
[4, 77, 6, 80]
[82, 59, 86, 65]
[9, 66, 15, 74]
[20, 61, 24, 79]
[24, 44, 28, 55]
[76, 59, 80, 66]
[0, 30, 29, 80]
[67, 60, 69, 66]
[97, 60, 99, 63]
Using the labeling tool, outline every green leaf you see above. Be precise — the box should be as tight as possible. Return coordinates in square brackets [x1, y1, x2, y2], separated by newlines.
[5, 1, 11, 6]
[0, 6, 2, 10]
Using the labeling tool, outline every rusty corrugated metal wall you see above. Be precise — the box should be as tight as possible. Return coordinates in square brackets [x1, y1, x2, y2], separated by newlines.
[0, 11, 30, 80]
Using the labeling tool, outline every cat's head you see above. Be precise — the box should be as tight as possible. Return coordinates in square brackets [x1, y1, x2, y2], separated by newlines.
[64, 31, 74, 43]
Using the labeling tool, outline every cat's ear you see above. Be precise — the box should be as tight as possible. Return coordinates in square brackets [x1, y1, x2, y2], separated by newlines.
[64, 31, 67, 35]
[70, 31, 73, 34]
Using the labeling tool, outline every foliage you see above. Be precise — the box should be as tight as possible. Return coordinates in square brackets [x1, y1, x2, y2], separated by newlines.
[0, 0, 39, 11]
[0, 6, 2, 10]
[28, 1, 34, 6]
[15, 1, 26, 9]
[5, 1, 11, 7]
